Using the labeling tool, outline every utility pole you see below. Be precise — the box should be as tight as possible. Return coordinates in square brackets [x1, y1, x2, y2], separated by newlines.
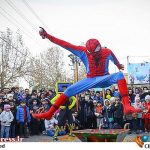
[68, 54, 81, 111]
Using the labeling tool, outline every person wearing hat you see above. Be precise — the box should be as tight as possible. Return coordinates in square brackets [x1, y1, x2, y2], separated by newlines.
[40, 98, 51, 113]
[16, 100, 31, 138]
[0, 104, 14, 138]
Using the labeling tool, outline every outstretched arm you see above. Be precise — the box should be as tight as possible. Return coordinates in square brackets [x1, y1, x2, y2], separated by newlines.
[109, 50, 124, 70]
[39, 27, 86, 57]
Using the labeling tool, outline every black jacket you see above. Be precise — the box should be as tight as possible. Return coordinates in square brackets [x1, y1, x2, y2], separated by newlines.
[113, 103, 124, 118]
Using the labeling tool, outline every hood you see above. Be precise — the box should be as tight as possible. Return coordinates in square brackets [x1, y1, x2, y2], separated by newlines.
[86, 39, 101, 54]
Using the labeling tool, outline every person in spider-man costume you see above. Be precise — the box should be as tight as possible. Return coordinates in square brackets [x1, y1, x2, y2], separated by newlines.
[32, 27, 141, 120]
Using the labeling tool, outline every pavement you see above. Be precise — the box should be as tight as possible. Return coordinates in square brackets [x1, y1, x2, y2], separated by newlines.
[22, 134, 81, 142]
[23, 133, 150, 142]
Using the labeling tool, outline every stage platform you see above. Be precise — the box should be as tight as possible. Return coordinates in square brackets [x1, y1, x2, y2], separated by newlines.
[72, 129, 129, 142]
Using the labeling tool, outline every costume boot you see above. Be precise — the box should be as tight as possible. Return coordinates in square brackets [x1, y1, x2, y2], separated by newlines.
[32, 94, 68, 120]
[118, 79, 142, 114]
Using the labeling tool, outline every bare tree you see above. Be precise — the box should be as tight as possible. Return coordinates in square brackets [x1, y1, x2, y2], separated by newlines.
[0, 28, 31, 88]
[30, 47, 66, 88]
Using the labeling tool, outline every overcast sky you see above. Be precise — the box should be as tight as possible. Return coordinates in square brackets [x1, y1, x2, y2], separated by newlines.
[0, 0, 150, 87]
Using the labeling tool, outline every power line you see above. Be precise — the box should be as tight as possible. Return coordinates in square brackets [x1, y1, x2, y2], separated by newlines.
[0, 6, 44, 48]
[22, 0, 50, 31]
[5, 0, 38, 33]
[0, 36, 32, 59]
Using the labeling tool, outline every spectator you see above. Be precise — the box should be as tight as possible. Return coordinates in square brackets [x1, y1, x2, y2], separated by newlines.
[16, 101, 31, 138]
[3, 98, 9, 105]
[129, 89, 136, 103]
[94, 91, 104, 106]
[89, 89, 95, 100]
[30, 99, 40, 135]
[105, 89, 113, 99]
[9, 101, 17, 138]
[95, 101, 103, 128]
[24, 89, 31, 103]
[113, 97, 124, 128]
[87, 97, 97, 129]
[141, 87, 150, 102]
[38, 98, 51, 133]
[21, 93, 27, 103]
[48, 90, 55, 100]
[0, 104, 14, 138]
[102, 99, 114, 129]
[133, 96, 145, 133]
[40, 98, 51, 112]
[78, 92, 88, 129]
[13, 87, 20, 103]
[44, 115, 58, 136]
[134, 87, 141, 97]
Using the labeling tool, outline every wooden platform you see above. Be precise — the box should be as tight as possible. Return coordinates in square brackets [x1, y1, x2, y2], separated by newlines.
[72, 129, 129, 142]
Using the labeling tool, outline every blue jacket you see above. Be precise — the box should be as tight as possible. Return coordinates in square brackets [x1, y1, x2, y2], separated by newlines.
[16, 106, 31, 122]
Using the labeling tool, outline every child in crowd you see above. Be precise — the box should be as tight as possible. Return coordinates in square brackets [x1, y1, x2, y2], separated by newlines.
[0, 104, 14, 138]
[30, 99, 41, 135]
[16, 101, 31, 138]
[95, 101, 103, 128]
[44, 115, 58, 137]
[9, 101, 17, 138]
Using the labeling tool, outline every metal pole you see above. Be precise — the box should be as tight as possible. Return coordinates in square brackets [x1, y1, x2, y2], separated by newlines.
[75, 57, 79, 111]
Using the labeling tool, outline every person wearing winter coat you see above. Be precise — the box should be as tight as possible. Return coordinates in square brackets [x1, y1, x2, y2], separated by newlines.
[9, 101, 17, 138]
[133, 96, 145, 133]
[102, 99, 114, 129]
[16, 101, 31, 138]
[113, 97, 124, 128]
[94, 91, 104, 106]
[0, 104, 14, 138]
[94, 101, 103, 128]
[29, 99, 40, 135]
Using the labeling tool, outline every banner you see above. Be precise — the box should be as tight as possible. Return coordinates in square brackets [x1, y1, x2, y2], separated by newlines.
[127, 62, 150, 84]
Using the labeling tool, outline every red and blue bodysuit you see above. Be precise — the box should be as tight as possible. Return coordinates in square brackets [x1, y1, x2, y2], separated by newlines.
[33, 28, 140, 120]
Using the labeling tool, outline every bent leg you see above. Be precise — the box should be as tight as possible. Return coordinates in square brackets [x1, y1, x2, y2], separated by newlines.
[92, 72, 141, 114]
[33, 78, 97, 119]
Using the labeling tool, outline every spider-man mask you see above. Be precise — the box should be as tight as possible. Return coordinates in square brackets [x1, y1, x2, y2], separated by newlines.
[86, 39, 101, 54]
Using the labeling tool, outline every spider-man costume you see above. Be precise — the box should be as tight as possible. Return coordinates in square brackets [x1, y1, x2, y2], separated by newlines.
[32, 28, 141, 120]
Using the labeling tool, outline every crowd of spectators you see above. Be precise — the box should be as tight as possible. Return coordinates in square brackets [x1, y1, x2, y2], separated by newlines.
[0, 85, 149, 138]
